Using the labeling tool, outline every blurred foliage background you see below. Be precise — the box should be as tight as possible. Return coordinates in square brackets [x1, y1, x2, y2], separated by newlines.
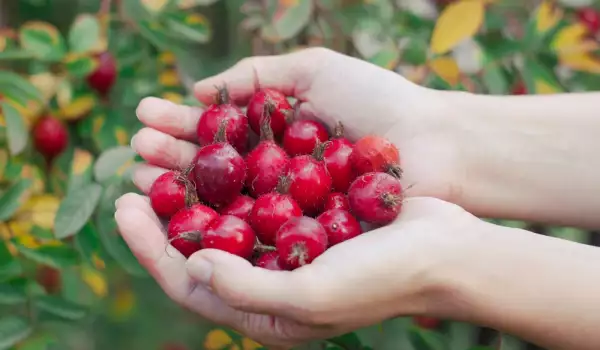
[0, 0, 599, 349]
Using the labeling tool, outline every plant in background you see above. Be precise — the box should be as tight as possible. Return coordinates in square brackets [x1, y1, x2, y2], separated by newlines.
[0, 0, 598, 349]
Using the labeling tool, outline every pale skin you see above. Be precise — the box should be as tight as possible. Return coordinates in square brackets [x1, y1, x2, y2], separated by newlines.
[115, 48, 600, 350]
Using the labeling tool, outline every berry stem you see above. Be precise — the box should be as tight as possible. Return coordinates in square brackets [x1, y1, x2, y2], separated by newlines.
[387, 165, 404, 179]
[214, 119, 228, 143]
[259, 99, 276, 141]
[214, 85, 230, 105]
[276, 175, 291, 194]
[333, 121, 345, 138]
[381, 192, 403, 208]
[283, 102, 300, 124]
[254, 242, 276, 253]
[312, 140, 330, 161]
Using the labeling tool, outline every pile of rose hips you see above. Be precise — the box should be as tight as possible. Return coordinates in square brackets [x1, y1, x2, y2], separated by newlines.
[149, 87, 404, 271]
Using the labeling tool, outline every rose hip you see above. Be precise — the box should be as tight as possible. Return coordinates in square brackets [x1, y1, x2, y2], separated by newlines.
[348, 172, 403, 225]
[193, 120, 247, 206]
[202, 215, 256, 259]
[218, 195, 254, 222]
[196, 86, 249, 153]
[87, 52, 116, 96]
[255, 251, 284, 271]
[350, 135, 403, 178]
[287, 142, 332, 216]
[324, 192, 350, 211]
[323, 122, 355, 193]
[245, 103, 290, 197]
[167, 204, 219, 258]
[317, 209, 363, 247]
[246, 88, 292, 138]
[276, 216, 328, 270]
[248, 177, 302, 246]
[33, 116, 68, 161]
[282, 120, 329, 156]
[149, 169, 197, 218]
[578, 7, 600, 34]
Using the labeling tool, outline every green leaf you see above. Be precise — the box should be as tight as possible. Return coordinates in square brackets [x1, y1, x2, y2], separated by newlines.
[0, 283, 27, 304]
[34, 295, 88, 320]
[0, 242, 21, 281]
[177, 0, 220, 8]
[13, 244, 78, 269]
[54, 182, 102, 239]
[15, 332, 57, 350]
[548, 227, 590, 244]
[327, 332, 362, 350]
[94, 146, 136, 182]
[19, 22, 66, 61]
[74, 222, 104, 267]
[1, 102, 29, 156]
[402, 37, 428, 66]
[165, 12, 212, 43]
[0, 316, 32, 350]
[0, 71, 43, 103]
[408, 327, 447, 350]
[481, 54, 508, 95]
[0, 178, 32, 220]
[448, 322, 477, 350]
[522, 58, 563, 94]
[137, 20, 171, 50]
[266, 0, 313, 42]
[68, 14, 100, 54]
[66, 149, 94, 195]
[64, 55, 97, 78]
[369, 46, 400, 70]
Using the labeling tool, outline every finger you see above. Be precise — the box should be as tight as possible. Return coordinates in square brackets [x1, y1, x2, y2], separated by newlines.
[131, 127, 198, 170]
[136, 97, 201, 142]
[131, 164, 168, 194]
[194, 48, 330, 106]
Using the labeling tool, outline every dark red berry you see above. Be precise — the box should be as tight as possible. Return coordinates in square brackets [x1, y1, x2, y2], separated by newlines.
[324, 192, 350, 211]
[196, 86, 249, 154]
[577, 7, 600, 34]
[512, 81, 527, 95]
[167, 204, 219, 258]
[218, 195, 255, 222]
[202, 215, 256, 259]
[414, 316, 441, 330]
[245, 102, 289, 197]
[193, 120, 247, 206]
[255, 251, 284, 270]
[348, 172, 403, 225]
[286, 143, 332, 216]
[33, 116, 68, 160]
[323, 122, 355, 193]
[283, 120, 329, 156]
[36, 266, 61, 294]
[276, 216, 328, 270]
[149, 169, 197, 218]
[248, 177, 302, 246]
[87, 52, 117, 96]
[317, 209, 363, 247]
[247, 88, 292, 138]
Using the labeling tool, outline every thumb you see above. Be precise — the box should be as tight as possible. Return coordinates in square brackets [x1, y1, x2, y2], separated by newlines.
[186, 249, 321, 319]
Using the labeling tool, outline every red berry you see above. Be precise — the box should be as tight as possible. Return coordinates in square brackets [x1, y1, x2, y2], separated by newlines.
[247, 88, 292, 138]
[193, 120, 247, 206]
[282, 120, 329, 156]
[149, 170, 197, 218]
[350, 135, 402, 178]
[248, 178, 302, 246]
[276, 216, 328, 270]
[219, 195, 255, 222]
[324, 192, 350, 211]
[167, 204, 219, 258]
[255, 251, 284, 270]
[414, 316, 441, 330]
[512, 81, 527, 95]
[196, 87, 249, 154]
[33, 116, 68, 160]
[36, 266, 61, 294]
[202, 215, 256, 259]
[323, 122, 355, 193]
[286, 143, 332, 216]
[577, 7, 600, 34]
[348, 172, 403, 225]
[245, 103, 290, 197]
[317, 209, 363, 247]
[87, 52, 116, 96]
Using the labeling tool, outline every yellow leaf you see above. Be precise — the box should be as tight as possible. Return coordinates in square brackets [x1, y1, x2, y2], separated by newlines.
[93, 115, 105, 134]
[534, 79, 560, 94]
[0, 149, 8, 180]
[56, 80, 73, 109]
[81, 266, 108, 297]
[204, 329, 233, 350]
[429, 56, 460, 86]
[59, 95, 95, 121]
[185, 13, 208, 25]
[559, 53, 600, 74]
[242, 338, 263, 350]
[72, 149, 93, 175]
[110, 288, 136, 321]
[162, 92, 184, 104]
[535, 1, 562, 34]
[29, 72, 61, 103]
[158, 51, 176, 65]
[115, 127, 129, 146]
[5, 98, 43, 129]
[0, 224, 18, 256]
[12, 195, 60, 230]
[21, 165, 45, 195]
[230, 345, 240, 350]
[430, 0, 485, 55]
[0, 36, 5, 52]
[159, 70, 180, 87]
[141, 0, 169, 12]
[552, 23, 598, 54]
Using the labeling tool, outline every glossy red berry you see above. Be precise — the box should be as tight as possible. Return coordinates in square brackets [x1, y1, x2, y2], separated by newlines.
[149, 170, 197, 218]
[350, 135, 402, 178]
[324, 192, 350, 211]
[218, 195, 254, 222]
[247, 88, 292, 138]
[276, 216, 328, 270]
[282, 120, 329, 156]
[196, 87, 249, 154]
[348, 172, 403, 225]
[577, 7, 600, 34]
[33, 116, 68, 160]
[255, 251, 284, 270]
[414, 316, 441, 330]
[317, 209, 363, 247]
[202, 215, 256, 259]
[87, 52, 117, 96]
[167, 204, 219, 258]
[323, 122, 355, 193]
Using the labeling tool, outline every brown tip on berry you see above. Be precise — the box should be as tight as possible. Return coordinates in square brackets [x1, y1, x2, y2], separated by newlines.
[333, 121, 345, 138]
[254, 242, 277, 253]
[381, 192, 403, 208]
[276, 175, 291, 194]
[283, 102, 300, 124]
[312, 140, 331, 161]
[214, 118, 229, 143]
[259, 99, 276, 141]
[165, 231, 201, 257]
[214, 84, 230, 105]
[289, 242, 308, 266]
[387, 165, 404, 179]
[174, 167, 200, 207]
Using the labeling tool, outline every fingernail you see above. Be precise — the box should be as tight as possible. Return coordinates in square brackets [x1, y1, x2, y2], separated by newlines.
[130, 134, 138, 151]
[187, 257, 213, 286]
